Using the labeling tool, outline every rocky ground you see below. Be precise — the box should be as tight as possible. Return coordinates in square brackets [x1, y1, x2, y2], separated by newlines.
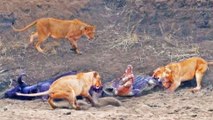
[0, 0, 213, 120]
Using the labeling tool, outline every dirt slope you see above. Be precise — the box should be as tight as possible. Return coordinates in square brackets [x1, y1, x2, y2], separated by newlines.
[0, 0, 213, 119]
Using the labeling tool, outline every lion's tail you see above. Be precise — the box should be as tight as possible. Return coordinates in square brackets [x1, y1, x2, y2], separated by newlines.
[208, 61, 213, 65]
[11, 20, 37, 32]
[16, 91, 49, 97]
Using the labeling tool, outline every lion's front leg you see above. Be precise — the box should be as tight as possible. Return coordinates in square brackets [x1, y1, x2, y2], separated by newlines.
[167, 80, 181, 92]
[68, 38, 82, 54]
[82, 92, 97, 107]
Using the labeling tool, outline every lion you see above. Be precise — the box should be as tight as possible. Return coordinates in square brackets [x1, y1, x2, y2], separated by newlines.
[12, 18, 96, 54]
[152, 57, 213, 92]
[16, 71, 102, 110]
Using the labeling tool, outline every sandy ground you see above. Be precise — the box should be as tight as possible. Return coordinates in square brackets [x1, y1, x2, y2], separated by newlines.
[0, 0, 213, 120]
[0, 88, 213, 120]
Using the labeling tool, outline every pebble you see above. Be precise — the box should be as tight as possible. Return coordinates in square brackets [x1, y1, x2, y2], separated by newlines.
[3, 107, 8, 111]
[191, 114, 197, 117]
[63, 112, 71, 115]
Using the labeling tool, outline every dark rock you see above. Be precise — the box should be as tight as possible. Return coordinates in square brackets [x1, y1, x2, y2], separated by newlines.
[191, 114, 197, 118]
[63, 112, 71, 115]
[104, 0, 126, 10]
[3, 107, 8, 111]
[0, 12, 16, 29]
[155, 2, 169, 10]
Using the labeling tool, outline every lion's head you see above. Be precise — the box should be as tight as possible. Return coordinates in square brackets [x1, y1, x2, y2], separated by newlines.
[92, 71, 102, 89]
[152, 66, 173, 88]
[83, 26, 96, 40]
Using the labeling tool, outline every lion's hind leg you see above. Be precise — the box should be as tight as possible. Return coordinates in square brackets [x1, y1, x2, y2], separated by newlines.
[48, 91, 69, 109]
[29, 32, 38, 44]
[24, 32, 38, 49]
[48, 97, 57, 109]
[35, 35, 48, 53]
[191, 64, 208, 92]
[66, 90, 80, 110]
[35, 27, 49, 53]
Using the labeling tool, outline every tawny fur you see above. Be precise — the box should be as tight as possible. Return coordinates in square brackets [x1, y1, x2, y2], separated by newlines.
[12, 18, 96, 54]
[16, 71, 102, 110]
[152, 57, 213, 92]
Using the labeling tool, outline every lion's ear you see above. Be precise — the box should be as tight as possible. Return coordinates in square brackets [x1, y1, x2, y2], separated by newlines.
[93, 72, 98, 78]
